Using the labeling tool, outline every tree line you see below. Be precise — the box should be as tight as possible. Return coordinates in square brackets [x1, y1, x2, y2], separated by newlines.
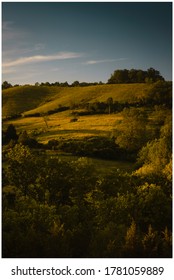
[2, 68, 165, 89]
[2, 80, 104, 90]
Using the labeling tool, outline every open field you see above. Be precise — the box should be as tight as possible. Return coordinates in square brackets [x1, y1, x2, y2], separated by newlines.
[3, 110, 123, 143]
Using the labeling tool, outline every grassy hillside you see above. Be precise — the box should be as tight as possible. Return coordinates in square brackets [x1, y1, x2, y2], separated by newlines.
[2, 86, 57, 117]
[2, 83, 154, 117]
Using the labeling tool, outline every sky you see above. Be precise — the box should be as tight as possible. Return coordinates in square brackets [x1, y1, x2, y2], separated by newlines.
[2, 2, 172, 85]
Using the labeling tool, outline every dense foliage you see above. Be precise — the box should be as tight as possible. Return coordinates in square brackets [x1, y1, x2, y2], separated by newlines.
[2, 144, 172, 257]
[108, 68, 164, 84]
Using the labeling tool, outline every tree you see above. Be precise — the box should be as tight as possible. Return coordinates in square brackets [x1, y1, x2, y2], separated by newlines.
[142, 225, 159, 257]
[108, 69, 129, 84]
[135, 183, 171, 231]
[18, 130, 39, 148]
[146, 81, 172, 107]
[107, 97, 113, 114]
[115, 108, 147, 152]
[124, 220, 140, 257]
[71, 81, 80, 87]
[2, 81, 12, 90]
[128, 69, 137, 83]
[135, 113, 172, 177]
[6, 144, 39, 197]
[136, 70, 145, 83]
[3, 124, 18, 144]
[147, 68, 164, 82]
[61, 81, 69, 87]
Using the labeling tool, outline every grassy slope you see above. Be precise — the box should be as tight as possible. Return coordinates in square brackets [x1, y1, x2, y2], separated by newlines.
[2, 83, 154, 117]
[2, 86, 57, 117]
[2, 83, 155, 143]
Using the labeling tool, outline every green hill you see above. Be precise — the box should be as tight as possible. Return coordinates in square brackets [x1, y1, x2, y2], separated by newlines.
[2, 83, 154, 117]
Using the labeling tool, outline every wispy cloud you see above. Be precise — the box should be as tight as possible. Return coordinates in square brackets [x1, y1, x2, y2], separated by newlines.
[3, 43, 45, 59]
[3, 52, 83, 68]
[2, 21, 25, 42]
[84, 58, 128, 65]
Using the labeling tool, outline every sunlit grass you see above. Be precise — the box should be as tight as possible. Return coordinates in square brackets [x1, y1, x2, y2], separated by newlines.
[3, 111, 123, 143]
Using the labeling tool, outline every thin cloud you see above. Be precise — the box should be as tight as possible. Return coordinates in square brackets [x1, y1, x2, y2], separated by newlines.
[3, 52, 83, 68]
[3, 44, 45, 59]
[84, 58, 128, 65]
[2, 21, 25, 42]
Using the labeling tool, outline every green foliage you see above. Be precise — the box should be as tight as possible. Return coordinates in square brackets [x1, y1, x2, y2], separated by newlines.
[18, 130, 40, 148]
[146, 81, 172, 107]
[115, 108, 147, 152]
[136, 113, 172, 177]
[3, 124, 18, 145]
[108, 68, 164, 84]
[123, 220, 141, 257]
[2, 81, 12, 90]
[135, 183, 172, 231]
[142, 225, 160, 257]
[6, 144, 39, 196]
[3, 150, 172, 257]
[51, 136, 120, 160]
[2, 196, 63, 257]
[161, 227, 172, 257]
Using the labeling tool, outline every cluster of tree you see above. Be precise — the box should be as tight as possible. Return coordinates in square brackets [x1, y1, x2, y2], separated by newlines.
[71, 98, 127, 115]
[145, 81, 172, 108]
[2, 124, 41, 149]
[37, 81, 104, 87]
[2, 81, 13, 90]
[108, 68, 164, 84]
[2, 142, 172, 257]
[46, 136, 123, 160]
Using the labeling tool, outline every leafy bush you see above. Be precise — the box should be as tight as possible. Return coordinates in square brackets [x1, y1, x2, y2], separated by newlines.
[70, 117, 78, 122]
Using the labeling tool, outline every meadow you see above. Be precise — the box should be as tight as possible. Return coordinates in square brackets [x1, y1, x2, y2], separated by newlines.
[3, 111, 123, 142]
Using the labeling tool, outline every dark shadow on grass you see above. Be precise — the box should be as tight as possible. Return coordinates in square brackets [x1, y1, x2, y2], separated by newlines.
[39, 129, 109, 137]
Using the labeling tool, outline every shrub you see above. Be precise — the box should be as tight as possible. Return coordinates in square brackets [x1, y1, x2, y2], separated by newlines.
[70, 117, 78, 122]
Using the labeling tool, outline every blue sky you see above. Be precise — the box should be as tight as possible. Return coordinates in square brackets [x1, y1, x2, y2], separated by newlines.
[2, 2, 172, 84]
